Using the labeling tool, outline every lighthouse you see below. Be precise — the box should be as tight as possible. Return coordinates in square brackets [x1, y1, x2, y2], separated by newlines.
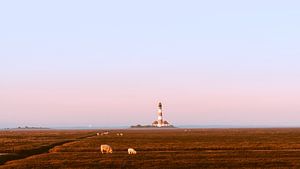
[131, 102, 174, 128]
[152, 102, 170, 127]
[157, 102, 163, 127]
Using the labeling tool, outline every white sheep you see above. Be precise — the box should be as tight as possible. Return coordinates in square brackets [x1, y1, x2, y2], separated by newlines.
[100, 144, 113, 154]
[128, 148, 137, 155]
[116, 133, 123, 136]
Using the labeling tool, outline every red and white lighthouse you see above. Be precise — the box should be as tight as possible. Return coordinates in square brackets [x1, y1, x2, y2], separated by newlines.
[157, 102, 163, 127]
[152, 102, 170, 127]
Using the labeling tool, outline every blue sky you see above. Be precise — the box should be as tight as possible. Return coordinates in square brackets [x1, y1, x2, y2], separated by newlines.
[1, 0, 300, 127]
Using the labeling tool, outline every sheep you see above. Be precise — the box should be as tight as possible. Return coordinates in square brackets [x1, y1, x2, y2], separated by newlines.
[116, 133, 123, 136]
[128, 148, 137, 155]
[100, 144, 113, 154]
[96, 133, 100, 136]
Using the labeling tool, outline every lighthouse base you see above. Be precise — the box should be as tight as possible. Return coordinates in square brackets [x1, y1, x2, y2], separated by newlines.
[130, 124, 175, 128]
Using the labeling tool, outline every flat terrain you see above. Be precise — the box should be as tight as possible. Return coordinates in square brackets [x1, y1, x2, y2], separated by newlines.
[1, 128, 300, 169]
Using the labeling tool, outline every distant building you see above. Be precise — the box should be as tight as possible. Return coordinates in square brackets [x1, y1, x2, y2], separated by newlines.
[152, 102, 171, 127]
[130, 102, 174, 128]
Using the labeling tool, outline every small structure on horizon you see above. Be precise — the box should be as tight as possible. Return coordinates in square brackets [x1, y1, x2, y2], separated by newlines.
[152, 102, 171, 127]
[131, 102, 174, 128]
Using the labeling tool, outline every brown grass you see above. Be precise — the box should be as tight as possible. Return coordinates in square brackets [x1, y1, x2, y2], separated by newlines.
[0, 130, 96, 165]
[0, 130, 94, 153]
[1, 128, 300, 168]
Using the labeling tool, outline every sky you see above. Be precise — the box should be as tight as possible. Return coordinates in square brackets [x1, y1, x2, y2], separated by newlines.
[1, 0, 300, 128]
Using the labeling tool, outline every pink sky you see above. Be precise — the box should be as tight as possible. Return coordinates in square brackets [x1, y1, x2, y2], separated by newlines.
[1, 74, 300, 127]
[1, 1, 300, 127]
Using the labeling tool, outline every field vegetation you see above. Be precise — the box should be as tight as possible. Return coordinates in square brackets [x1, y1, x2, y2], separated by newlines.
[0, 130, 95, 165]
[1, 129, 300, 168]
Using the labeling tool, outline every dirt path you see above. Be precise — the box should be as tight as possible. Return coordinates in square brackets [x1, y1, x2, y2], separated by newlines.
[0, 133, 96, 165]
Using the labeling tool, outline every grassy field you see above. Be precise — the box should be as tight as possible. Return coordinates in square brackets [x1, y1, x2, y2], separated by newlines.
[1, 128, 300, 168]
[0, 130, 95, 153]
[0, 130, 96, 165]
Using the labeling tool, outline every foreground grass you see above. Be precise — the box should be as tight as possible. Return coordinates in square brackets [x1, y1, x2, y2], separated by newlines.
[0, 130, 95, 153]
[0, 130, 95, 165]
[1, 129, 300, 168]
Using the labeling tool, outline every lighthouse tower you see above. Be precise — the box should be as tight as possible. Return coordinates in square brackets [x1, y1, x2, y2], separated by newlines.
[157, 102, 163, 127]
[152, 102, 170, 127]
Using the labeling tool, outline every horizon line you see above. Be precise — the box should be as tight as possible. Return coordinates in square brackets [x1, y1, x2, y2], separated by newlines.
[2, 124, 300, 130]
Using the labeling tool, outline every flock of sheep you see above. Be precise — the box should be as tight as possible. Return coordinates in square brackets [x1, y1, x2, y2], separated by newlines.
[97, 132, 137, 155]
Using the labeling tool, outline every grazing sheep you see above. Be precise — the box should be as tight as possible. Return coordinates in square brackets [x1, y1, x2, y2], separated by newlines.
[96, 133, 100, 136]
[100, 145, 113, 154]
[119, 133, 123, 136]
[128, 148, 137, 155]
